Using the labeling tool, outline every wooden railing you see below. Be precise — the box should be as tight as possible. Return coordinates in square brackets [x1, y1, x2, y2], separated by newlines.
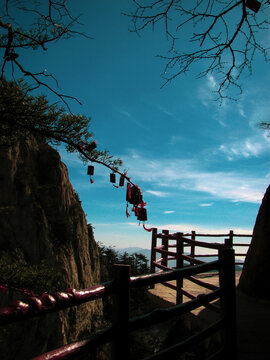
[150, 229, 251, 308]
[151, 228, 251, 273]
[0, 245, 237, 360]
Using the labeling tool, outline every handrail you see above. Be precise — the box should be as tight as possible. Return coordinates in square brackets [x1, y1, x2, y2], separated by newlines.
[130, 260, 221, 288]
[0, 280, 115, 326]
[150, 228, 251, 312]
[0, 247, 237, 360]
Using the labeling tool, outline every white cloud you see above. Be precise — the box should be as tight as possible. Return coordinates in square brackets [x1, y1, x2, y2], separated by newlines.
[152, 223, 252, 235]
[146, 190, 169, 197]
[219, 135, 269, 160]
[163, 211, 175, 214]
[207, 74, 217, 89]
[122, 152, 269, 204]
[200, 203, 213, 207]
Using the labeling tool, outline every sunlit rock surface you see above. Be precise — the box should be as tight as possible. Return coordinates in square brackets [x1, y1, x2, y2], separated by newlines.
[0, 135, 102, 359]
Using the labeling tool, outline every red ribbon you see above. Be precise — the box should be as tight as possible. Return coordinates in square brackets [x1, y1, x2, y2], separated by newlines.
[90, 176, 94, 184]
[126, 204, 131, 218]
[143, 224, 154, 232]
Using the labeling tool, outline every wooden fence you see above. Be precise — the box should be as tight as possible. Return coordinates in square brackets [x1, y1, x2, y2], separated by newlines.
[151, 228, 251, 273]
[0, 244, 237, 359]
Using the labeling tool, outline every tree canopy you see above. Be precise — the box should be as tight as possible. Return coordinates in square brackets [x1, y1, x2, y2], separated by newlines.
[0, 1, 149, 230]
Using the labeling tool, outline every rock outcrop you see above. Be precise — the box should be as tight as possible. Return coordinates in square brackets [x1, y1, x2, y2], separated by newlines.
[238, 184, 270, 300]
[0, 135, 103, 359]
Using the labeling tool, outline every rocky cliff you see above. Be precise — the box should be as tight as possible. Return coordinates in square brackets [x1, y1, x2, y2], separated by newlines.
[238, 184, 270, 300]
[0, 135, 103, 359]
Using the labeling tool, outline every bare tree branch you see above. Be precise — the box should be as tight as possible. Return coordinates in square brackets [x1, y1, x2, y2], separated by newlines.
[124, 0, 270, 102]
[0, 1, 91, 112]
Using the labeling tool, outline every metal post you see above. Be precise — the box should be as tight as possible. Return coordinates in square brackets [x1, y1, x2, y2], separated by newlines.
[218, 247, 237, 359]
[176, 232, 184, 304]
[112, 264, 130, 360]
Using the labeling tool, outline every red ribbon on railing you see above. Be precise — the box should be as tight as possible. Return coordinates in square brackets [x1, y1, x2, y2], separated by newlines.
[143, 224, 154, 232]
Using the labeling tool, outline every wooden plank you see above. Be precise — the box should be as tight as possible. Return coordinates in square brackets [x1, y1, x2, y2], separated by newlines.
[218, 248, 237, 358]
[150, 228, 158, 289]
[154, 262, 171, 271]
[176, 233, 184, 304]
[181, 237, 225, 249]
[181, 254, 205, 265]
[112, 264, 130, 360]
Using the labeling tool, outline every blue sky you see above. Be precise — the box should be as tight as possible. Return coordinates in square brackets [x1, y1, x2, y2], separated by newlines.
[14, 1, 270, 249]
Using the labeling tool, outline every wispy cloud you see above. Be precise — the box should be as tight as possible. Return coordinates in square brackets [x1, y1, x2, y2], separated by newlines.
[169, 135, 183, 145]
[197, 74, 219, 108]
[199, 203, 213, 207]
[155, 223, 252, 235]
[115, 107, 148, 130]
[219, 135, 270, 160]
[163, 210, 175, 214]
[207, 74, 217, 89]
[156, 105, 174, 117]
[146, 190, 169, 197]
[122, 151, 269, 204]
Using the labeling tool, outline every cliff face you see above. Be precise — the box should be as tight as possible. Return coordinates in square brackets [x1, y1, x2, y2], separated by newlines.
[238, 184, 270, 300]
[0, 135, 103, 359]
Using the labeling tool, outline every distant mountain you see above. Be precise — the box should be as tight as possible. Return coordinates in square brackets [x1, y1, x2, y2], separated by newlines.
[117, 247, 151, 263]
[116, 248, 243, 270]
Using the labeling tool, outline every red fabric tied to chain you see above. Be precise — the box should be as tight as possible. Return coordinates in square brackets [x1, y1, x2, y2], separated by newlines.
[85, 141, 97, 152]
[87, 165, 94, 176]
[126, 184, 143, 206]
[119, 175, 125, 187]
[126, 204, 131, 218]
[110, 173, 116, 183]
[126, 183, 132, 202]
[137, 207, 147, 221]
[143, 224, 154, 232]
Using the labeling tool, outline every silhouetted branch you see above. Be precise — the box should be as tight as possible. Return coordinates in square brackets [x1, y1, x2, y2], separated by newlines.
[124, 0, 270, 102]
[0, 1, 91, 112]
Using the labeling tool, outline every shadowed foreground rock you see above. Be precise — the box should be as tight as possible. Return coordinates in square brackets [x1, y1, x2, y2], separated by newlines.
[238, 184, 270, 300]
[0, 135, 103, 359]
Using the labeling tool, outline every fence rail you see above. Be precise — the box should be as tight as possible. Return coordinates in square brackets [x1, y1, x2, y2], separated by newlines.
[151, 228, 252, 275]
[0, 243, 238, 359]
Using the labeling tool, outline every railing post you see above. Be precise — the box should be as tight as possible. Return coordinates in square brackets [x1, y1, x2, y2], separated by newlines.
[150, 228, 157, 289]
[176, 232, 184, 304]
[226, 230, 234, 248]
[161, 229, 169, 269]
[218, 247, 237, 359]
[112, 264, 130, 360]
[191, 230, 196, 259]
